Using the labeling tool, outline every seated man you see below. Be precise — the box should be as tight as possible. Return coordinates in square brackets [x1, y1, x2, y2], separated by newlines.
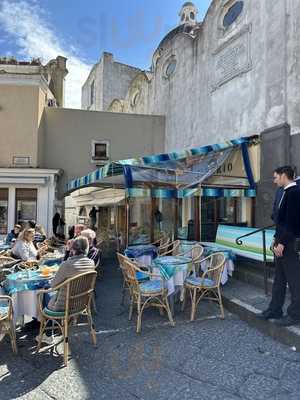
[37, 236, 96, 344]
[64, 224, 86, 260]
[48, 236, 95, 312]
[81, 228, 101, 267]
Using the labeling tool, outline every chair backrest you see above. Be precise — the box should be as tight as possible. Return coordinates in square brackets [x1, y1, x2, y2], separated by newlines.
[205, 252, 226, 286]
[0, 256, 16, 268]
[191, 244, 204, 262]
[0, 295, 13, 322]
[159, 239, 180, 256]
[63, 271, 97, 316]
[118, 254, 140, 292]
[171, 240, 181, 255]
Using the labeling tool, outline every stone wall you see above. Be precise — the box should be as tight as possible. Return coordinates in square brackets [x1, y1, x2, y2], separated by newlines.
[97, 0, 300, 153]
[81, 53, 141, 111]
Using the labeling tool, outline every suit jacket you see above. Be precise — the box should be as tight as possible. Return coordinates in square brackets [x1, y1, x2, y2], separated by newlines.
[274, 185, 300, 246]
[48, 255, 95, 311]
[272, 178, 300, 223]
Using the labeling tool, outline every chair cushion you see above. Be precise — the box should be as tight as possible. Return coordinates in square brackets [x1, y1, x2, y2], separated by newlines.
[43, 307, 65, 318]
[185, 276, 215, 287]
[136, 271, 150, 282]
[0, 305, 8, 318]
[139, 280, 163, 294]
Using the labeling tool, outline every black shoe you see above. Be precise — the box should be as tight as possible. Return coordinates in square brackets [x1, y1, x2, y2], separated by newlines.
[23, 319, 40, 332]
[274, 315, 300, 327]
[256, 309, 283, 320]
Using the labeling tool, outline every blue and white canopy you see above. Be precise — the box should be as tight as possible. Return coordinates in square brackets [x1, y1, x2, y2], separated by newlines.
[67, 135, 259, 198]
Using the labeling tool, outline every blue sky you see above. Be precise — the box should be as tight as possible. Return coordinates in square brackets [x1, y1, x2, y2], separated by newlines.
[0, 0, 212, 107]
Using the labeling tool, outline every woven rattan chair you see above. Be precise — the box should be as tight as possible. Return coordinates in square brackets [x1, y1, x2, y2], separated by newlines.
[177, 244, 204, 269]
[151, 234, 170, 248]
[158, 240, 180, 256]
[36, 271, 97, 366]
[0, 256, 16, 268]
[0, 295, 17, 353]
[117, 253, 131, 305]
[183, 252, 226, 321]
[117, 253, 175, 333]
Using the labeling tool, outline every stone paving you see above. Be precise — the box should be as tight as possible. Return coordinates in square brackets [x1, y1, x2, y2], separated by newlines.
[1, 258, 300, 400]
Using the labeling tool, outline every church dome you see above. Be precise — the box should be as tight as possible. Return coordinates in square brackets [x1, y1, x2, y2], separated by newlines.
[157, 24, 194, 50]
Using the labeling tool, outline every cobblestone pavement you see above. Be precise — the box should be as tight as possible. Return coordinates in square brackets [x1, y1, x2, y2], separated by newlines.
[1, 258, 300, 400]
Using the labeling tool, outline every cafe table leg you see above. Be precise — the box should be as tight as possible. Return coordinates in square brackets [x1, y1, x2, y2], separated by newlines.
[169, 293, 175, 316]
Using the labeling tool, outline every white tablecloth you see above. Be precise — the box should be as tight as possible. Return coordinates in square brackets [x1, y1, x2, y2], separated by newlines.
[152, 256, 192, 297]
[11, 290, 40, 320]
[1, 285, 40, 322]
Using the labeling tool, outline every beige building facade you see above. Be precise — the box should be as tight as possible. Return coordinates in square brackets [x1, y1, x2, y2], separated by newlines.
[0, 56, 67, 237]
[0, 57, 165, 238]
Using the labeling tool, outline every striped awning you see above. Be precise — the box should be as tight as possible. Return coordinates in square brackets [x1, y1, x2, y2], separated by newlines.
[67, 135, 259, 195]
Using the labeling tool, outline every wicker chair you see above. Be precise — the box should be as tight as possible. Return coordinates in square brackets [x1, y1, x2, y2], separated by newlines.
[117, 253, 175, 333]
[0, 256, 16, 268]
[117, 253, 132, 305]
[0, 295, 17, 353]
[183, 252, 226, 321]
[158, 240, 180, 256]
[151, 235, 170, 247]
[36, 271, 97, 366]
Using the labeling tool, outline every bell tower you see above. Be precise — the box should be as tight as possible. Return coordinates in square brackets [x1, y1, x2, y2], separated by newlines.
[179, 2, 198, 26]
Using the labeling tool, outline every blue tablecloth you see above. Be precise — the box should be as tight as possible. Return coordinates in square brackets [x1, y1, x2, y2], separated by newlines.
[125, 245, 158, 259]
[4, 270, 52, 295]
[0, 244, 10, 251]
[40, 257, 64, 267]
[203, 245, 236, 261]
[152, 256, 192, 280]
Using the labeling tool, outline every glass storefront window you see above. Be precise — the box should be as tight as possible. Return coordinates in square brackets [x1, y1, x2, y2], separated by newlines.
[128, 198, 152, 245]
[0, 189, 8, 235]
[15, 188, 37, 228]
[201, 197, 244, 242]
[157, 198, 176, 241]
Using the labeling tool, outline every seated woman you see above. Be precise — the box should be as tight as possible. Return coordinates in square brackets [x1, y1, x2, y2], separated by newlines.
[5, 224, 21, 246]
[81, 229, 101, 266]
[11, 228, 41, 261]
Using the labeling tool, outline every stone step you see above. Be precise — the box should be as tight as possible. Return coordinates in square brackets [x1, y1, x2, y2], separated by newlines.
[232, 259, 275, 293]
[222, 278, 300, 350]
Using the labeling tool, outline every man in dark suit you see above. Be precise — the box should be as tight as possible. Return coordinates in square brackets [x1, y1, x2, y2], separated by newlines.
[271, 172, 300, 223]
[259, 166, 300, 326]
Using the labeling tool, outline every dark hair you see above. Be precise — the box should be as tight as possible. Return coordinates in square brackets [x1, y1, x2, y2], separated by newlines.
[28, 220, 36, 229]
[274, 166, 295, 180]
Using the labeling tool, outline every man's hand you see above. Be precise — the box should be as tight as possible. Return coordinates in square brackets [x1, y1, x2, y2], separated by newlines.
[274, 243, 285, 257]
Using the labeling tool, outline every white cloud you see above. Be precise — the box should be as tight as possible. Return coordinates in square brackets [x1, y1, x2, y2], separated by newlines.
[0, 0, 91, 108]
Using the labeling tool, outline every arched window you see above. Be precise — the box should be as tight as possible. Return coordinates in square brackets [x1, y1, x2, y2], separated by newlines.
[223, 1, 244, 28]
[164, 59, 177, 79]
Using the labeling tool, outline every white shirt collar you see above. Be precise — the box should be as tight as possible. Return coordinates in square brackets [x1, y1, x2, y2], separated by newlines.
[284, 182, 297, 190]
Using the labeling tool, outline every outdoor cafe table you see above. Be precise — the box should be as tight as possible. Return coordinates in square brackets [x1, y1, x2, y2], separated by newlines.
[3, 266, 59, 321]
[179, 240, 234, 284]
[201, 246, 235, 285]
[151, 255, 193, 314]
[152, 255, 193, 296]
[125, 244, 158, 266]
